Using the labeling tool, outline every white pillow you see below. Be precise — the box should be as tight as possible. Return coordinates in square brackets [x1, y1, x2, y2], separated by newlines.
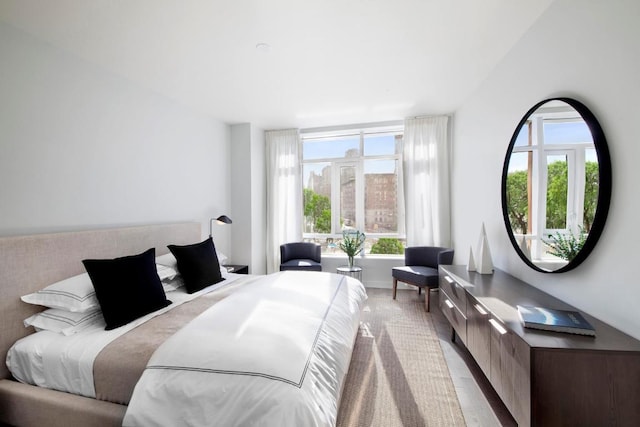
[21, 273, 99, 313]
[220, 265, 229, 279]
[162, 276, 185, 292]
[24, 308, 103, 335]
[21, 263, 179, 312]
[156, 264, 178, 281]
[156, 253, 178, 270]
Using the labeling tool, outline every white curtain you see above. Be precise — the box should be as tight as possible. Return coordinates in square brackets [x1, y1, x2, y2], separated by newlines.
[403, 115, 451, 247]
[266, 129, 302, 273]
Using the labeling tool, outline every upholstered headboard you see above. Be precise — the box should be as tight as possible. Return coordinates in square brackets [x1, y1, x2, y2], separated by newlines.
[0, 222, 201, 379]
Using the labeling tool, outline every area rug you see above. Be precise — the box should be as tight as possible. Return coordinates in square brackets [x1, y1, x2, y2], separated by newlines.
[337, 288, 466, 427]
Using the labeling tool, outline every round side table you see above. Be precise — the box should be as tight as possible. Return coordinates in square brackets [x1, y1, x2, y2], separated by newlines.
[336, 265, 363, 282]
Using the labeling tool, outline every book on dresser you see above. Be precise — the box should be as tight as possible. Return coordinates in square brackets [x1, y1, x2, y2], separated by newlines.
[517, 305, 596, 336]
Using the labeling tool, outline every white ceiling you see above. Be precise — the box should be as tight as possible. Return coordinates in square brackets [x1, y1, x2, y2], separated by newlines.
[0, 0, 555, 129]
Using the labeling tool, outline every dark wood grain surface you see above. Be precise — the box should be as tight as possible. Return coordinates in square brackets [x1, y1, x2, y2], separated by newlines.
[439, 265, 640, 426]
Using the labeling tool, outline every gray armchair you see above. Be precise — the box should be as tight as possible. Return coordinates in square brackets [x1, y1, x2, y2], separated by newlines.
[392, 246, 454, 311]
[279, 242, 322, 271]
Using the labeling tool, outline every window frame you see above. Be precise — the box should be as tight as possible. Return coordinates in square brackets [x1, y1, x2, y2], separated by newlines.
[301, 124, 405, 252]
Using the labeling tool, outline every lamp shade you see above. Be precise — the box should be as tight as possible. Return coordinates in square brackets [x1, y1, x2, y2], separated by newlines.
[216, 215, 233, 225]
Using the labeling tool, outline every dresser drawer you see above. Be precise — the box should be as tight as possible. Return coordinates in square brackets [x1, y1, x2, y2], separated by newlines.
[440, 288, 467, 343]
[439, 272, 467, 313]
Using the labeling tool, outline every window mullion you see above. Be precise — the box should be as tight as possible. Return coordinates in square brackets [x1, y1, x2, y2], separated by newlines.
[356, 159, 364, 232]
[331, 164, 340, 235]
[355, 132, 365, 231]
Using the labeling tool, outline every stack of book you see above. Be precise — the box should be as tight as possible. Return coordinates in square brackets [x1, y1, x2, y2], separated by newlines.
[517, 305, 596, 336]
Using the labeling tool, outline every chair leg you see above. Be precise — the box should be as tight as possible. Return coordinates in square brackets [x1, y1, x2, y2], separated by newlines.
[418, 287, 422, 295]
[424, 288, 430, 312]
[392, 278, 397, 299]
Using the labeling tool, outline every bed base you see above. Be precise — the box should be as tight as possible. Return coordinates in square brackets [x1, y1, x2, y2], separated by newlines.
[0, 380, 125, 427]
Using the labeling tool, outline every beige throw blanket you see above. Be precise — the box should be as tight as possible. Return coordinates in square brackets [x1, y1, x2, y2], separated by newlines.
[93, 278, 254, 404]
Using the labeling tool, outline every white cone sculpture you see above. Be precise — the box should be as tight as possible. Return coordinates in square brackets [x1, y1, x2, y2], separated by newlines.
[466, 245, 476, 272]
[476, 223, 494, 275]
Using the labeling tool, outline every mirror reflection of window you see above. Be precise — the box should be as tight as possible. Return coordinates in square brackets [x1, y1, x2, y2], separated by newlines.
[583, 148, 599, 232]
[545, 153, 569, 231]
[505, 101, 598, 269]
[506, 152, 531, 236]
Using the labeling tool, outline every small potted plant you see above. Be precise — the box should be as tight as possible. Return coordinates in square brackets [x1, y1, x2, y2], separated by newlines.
[545, 226, 587, 261]
[338, 230, 366, 268]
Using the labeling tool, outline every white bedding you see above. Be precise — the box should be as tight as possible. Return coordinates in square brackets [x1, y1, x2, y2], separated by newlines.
[123, 271, 366, 427]
[6, 274, 243, 397]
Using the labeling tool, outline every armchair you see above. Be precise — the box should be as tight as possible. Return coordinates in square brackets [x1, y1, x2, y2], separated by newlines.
[392, 246, 454, 311]
[279, 242, 322, 272]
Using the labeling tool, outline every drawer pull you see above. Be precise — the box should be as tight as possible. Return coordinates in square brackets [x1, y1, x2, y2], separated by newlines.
[444, 299, 454, 309]
[489, 318, 507, 335]
[474, 304, 488, 315]
[444, 275, 454, 284]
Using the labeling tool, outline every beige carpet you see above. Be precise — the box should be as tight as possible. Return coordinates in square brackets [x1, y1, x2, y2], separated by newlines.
[337, 289, 466, 427]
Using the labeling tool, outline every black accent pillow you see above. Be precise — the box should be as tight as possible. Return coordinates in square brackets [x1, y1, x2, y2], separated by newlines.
[168, 237, 224, 294]
[82, 248, 171, 330]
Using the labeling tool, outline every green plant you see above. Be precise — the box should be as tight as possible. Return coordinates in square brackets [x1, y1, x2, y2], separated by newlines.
[338, 230, 366, 267]
[370, 238, 404, 255]
[303, 188, 331, 233]
[545, 227, 587, 261]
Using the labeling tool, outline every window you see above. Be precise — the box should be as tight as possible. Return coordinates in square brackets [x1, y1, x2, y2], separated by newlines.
[302, 125, 405, 254]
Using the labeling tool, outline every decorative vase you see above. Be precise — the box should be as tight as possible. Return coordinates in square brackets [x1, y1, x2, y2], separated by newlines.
[348, 256, 355, 268]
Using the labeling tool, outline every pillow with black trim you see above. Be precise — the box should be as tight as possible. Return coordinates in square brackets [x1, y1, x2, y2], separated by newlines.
[168, 237, 224, 293]
[82, 248, 171, 330]
[21, 273, 99, 313]
[24, 308, 103, 335]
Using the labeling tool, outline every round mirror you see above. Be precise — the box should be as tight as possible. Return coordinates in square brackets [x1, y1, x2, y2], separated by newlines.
[501, 97, 611, 273]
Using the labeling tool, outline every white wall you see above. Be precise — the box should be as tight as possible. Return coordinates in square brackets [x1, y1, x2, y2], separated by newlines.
[452, 0, 640, 338]
[229, 123, 267, 274]
[0, 22, 231, 252]
[249, 125, 267, 274]
[229, 124, 252, 268]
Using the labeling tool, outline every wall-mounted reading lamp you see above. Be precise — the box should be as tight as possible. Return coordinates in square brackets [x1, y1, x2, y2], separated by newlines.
[209, 215, 233, 237]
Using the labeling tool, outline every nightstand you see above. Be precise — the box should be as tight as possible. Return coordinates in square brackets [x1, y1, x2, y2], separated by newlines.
[224, 264, 249, 274]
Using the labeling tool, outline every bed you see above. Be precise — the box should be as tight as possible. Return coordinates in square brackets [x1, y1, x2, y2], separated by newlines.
[0, 223, 366, 427]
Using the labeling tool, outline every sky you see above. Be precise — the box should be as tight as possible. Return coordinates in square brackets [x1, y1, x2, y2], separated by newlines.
[514, 120, 593, 146]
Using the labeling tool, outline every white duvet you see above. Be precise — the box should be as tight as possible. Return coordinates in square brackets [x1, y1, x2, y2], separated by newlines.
[123, 271, 367, 427]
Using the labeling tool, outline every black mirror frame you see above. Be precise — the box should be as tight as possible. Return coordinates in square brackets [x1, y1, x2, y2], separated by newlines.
[501, 97, 612, 273]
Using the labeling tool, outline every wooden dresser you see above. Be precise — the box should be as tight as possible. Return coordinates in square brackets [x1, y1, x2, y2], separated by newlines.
[439, 265, 640, 426]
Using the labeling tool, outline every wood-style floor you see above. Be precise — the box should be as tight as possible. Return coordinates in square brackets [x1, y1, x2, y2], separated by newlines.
[410, 288, 517, 427]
